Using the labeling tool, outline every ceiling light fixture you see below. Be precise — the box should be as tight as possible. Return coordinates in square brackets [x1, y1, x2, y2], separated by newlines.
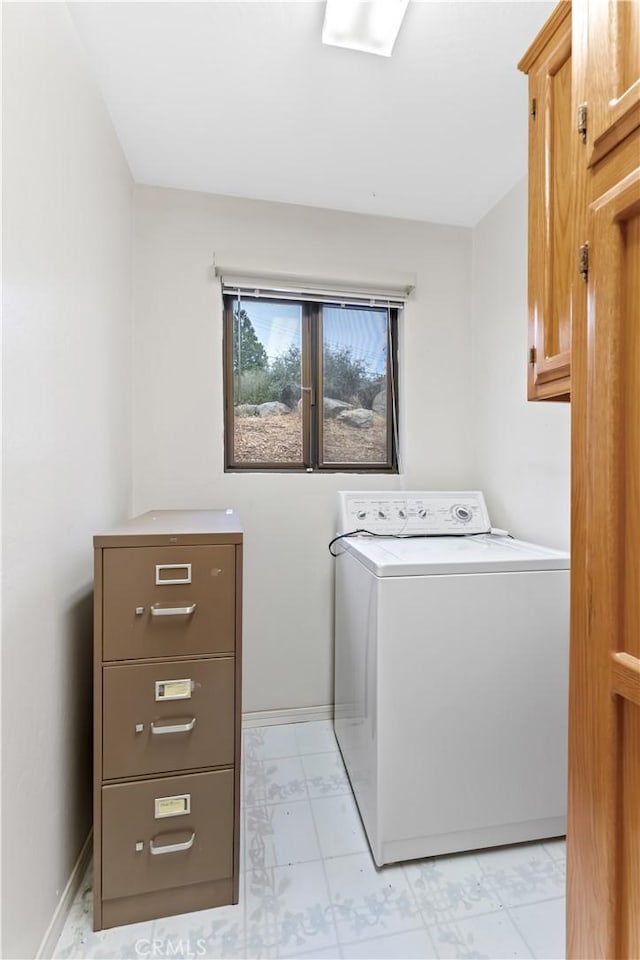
[322, 0, 409, 58]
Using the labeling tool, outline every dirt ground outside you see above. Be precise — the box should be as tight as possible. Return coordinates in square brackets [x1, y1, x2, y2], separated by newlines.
[233, 409, 387, 464]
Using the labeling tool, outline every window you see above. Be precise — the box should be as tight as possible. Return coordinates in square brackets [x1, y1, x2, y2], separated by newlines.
[223, 293, 399, 472]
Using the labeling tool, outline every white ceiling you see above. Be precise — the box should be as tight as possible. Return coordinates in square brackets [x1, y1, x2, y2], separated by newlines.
[69, 1, 553, 227]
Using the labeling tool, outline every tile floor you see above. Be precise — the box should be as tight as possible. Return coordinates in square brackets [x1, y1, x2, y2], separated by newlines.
[53, 721, 566, 960]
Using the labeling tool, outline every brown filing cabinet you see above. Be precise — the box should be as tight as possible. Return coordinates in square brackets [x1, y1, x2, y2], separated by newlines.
[93, 510, 243, 930]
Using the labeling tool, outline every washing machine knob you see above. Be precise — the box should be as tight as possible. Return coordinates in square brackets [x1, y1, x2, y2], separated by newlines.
[398, 508, 406, 519]
[357, 510, 367, 520]
[418, 508, 427, 519]
[453, 504, 472, 522]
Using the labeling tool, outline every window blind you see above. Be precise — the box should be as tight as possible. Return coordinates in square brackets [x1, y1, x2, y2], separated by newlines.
[216, 268, 414, 310]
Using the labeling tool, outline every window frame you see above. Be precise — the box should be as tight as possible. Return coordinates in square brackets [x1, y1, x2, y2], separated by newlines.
[223, 294, 399, 473]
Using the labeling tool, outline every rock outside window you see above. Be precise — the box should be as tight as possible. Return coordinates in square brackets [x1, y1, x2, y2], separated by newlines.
[223, 293, 399, 472]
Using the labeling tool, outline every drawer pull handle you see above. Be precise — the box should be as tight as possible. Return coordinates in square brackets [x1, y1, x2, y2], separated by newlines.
[150, 832, 195, 855]
[150, 603, 197, 617]
[150, 718, 196, 735]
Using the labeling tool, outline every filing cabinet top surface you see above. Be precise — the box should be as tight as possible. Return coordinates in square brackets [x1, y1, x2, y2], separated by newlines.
[94, 509, 243, 547]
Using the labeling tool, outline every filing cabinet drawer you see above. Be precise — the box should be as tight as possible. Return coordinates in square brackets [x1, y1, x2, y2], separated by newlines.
[103, 658, 235, 780]
[103, 545, 235, 661]
[102, 769, 234, 901]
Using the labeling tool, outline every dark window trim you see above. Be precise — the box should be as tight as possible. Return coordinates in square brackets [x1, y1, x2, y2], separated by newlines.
[223, 294, 399, 473]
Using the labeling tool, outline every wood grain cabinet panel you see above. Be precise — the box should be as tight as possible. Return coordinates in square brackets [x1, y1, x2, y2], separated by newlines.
[567, 159, 640, 960]
[585, 0, 640, 164]
[93, 510, 243, 930]
[519, 2, 583, 401]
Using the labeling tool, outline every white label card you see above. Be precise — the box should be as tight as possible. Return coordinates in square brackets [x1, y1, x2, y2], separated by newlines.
[154, 794, 191, 819]
[155, 679, 192, 701]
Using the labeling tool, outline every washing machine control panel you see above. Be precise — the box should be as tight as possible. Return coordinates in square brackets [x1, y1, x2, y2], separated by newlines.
[339, 491, 491, 536]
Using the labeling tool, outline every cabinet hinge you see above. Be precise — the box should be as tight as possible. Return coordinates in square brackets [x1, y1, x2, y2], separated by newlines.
[531, 98, 537, 120]
[577, 103, 588, 143]
[579, 243, 589, 282]
[529, 346, 537, 365]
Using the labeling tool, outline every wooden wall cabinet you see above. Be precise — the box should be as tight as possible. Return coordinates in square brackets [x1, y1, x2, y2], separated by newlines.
[519, 2, 579, 401]
[566, 1, 640, 957]
[93, 510, 243, 930]
[518, 1, 640, 954]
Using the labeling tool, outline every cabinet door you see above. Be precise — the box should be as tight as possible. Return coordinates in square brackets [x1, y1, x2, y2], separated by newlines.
[525, 13, 574, 400]
[567, 161, 640, 959]
[586, 0, 640, 164]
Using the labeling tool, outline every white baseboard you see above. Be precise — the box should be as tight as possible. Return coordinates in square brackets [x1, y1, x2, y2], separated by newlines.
[242, 704, 333, 728]
[37, 830, 92, 960]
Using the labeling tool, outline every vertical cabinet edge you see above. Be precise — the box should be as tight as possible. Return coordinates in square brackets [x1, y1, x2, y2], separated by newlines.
[93, 546, 104, 931]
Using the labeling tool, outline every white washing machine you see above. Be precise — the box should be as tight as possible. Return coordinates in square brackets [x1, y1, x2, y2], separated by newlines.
[333, 490, 570, 867]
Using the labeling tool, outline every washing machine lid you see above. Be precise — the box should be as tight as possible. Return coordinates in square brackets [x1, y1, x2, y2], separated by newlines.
[340, 534, 570, 577]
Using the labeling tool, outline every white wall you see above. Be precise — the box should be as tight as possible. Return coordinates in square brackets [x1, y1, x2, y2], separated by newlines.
[1, 4, 133, 956]
[470, 178, 571, 550]
[132, 186, 473, 714]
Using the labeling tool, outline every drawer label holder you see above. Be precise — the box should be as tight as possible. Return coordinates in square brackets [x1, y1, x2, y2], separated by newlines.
[155, 678, 193, 701]
[154, 794, 191, 819]
[155, 563, 192, 585]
